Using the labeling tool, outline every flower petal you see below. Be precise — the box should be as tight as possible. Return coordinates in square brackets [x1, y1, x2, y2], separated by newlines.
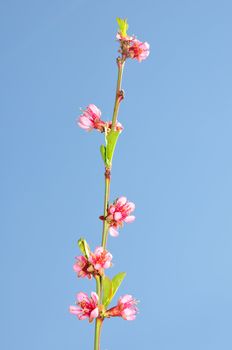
[77, 292, 89, 303]
[69, 305, 81, 315]
[119, 294, 133, 304]
[114, 212, 122, 221]
[89, 307, 99, 322]
[79, 116, 93, 127]
[124, 215, 135, 223]
[126, 202, 135, 212]
[91, 292, 99, 305]
[78, 314, 88, 320]
[88, 104, 101, 118]
[117, 196, 127, 206]
[109, 227, 119, 237]
[94, 246, 104, 255]
[78, 122, 91, 130]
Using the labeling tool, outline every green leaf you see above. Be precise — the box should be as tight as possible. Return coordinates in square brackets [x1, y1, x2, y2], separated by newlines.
[78, 238, 90, 258]
[102, 276, 113, 307]
[102, 273, 126, 308]
[116, 17, 128, 37]
[105, 130, 120, 167]
[100, 144, 106, 164]
[111, 272, 126, 300]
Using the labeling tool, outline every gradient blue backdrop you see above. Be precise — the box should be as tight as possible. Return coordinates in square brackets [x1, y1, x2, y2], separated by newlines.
[1, 0, 232, 349]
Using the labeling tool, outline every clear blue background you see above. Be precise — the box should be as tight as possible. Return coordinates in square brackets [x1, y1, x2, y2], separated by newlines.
[1, 0, 232, 349]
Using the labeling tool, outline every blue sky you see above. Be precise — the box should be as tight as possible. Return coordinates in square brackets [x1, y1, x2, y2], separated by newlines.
[1, 0, 232, 349]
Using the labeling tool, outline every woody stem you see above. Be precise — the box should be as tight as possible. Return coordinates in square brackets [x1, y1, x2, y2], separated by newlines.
[111, 58, 125, 130]
[101, 169, 110, 249]
[94, 277, 102, 350]
[97, 56, 125, 350]
[101, 58, 125, 250]
[94, 318, 103, 350]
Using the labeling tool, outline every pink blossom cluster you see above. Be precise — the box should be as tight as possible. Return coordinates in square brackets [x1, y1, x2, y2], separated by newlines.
[71, 19, 144, 333]
[70, 292, 138, 322]
[73, 246, 113, 279]
[117, 33, 150, 62]
[78, 104, 123, 132]
[102, 196, 135, 237]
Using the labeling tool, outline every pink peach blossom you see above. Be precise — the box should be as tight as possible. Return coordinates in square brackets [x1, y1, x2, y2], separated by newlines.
[117, 33, 150, 62]
[73, 256, 93, 279]
[89, 247, 113, 275]
[105, 196, 135, 237]
[73, 247, 113, 279]
[78, 104, 105, 132]
[70, 292, 99, 323]
[129, 39, 150, 62]
[105, 294, 138, 321]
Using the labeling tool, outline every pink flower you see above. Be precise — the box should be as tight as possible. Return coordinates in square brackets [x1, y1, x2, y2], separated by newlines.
[105, 196, 135, 237]
[129, 39, 150, 62]
[106, 294, 138, 321]
[70, 292, 99, 323]
[73, 256, 93, 279]
[89, 247, 113, 275]
[73, 247, 113, 278]
[78, 104, 105, 132]
[116, 33, 150, 62]
[77, 104, 124, 133]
